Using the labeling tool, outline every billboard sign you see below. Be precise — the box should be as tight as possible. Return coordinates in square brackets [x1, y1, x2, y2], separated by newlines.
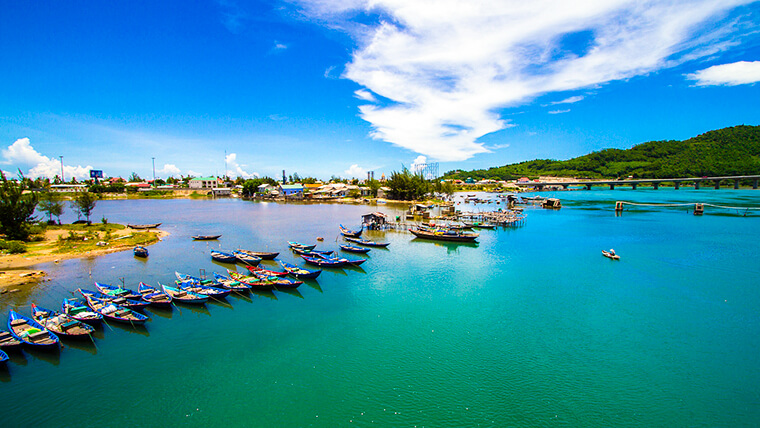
[90, 170, 103, 179]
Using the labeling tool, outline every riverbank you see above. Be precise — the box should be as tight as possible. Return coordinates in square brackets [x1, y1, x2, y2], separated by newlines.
[0, 224, 168, 288]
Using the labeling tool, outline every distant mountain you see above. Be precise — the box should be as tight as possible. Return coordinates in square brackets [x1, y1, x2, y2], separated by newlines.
[443, 125, 760, 180]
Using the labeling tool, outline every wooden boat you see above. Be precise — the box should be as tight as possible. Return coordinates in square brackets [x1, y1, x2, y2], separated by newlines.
[278, 260, 322, 279]
[246, 265, 289, 277]
[61, 298, 103, 325]
[31, 303, 94, 338]
[0, 329, 23, 349]
[602, 250, 620, 260]
[137, 282, 173, 306]
[291, 247, 334, 256]
[80, 288, 150, 310]
[193, 234, 221, 240]
[212, 272, 252, 292]
[247, 271, 303, 288]
[127, 223, 161, 229]
[95, 282, 142, 300]
[210, 250, 237, 264]
[159, 282, 208, 304]
[175, 279, 231, 299]
[0, 349, 8, 364]
[133, 245, 149, 257]
[344, 236, 390, 247]
[463, 222, 496, 229]
[83, 295, 149, 325]
[301, 254, 347, 268]
[237, 249, 279, 260]
[7, 310, 60, 349]
[340, 244, 370, 254]
[231, 250, 262, 266]
[288, 241, 316, 251]
[408, 227, 479, 242]
[339, 224, 363, 237]
[227, 270, 275, 290]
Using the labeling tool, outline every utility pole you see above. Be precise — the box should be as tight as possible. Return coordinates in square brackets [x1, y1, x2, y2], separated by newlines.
[224, 150, 228, 180]
[152, 157, 156, 187]
[59, 156, 64, 182]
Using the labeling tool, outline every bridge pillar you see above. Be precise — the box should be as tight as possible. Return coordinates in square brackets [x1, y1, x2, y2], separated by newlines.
[714, 180, 720, 190]
[754, 179, 758, 190]
[585, 184, 591, 190]
[734, 179, 740, 189]
[632, 183, 637, 190]
[653, 183, 659, 190]
[562, 184, 568, 190]
[695, 181, 700, 190]
[537, 185, 544, 191]
[609, 184, 615, 190]
[674, 182, 680, 190]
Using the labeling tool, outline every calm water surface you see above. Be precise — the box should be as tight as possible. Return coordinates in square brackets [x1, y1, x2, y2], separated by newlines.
[1, 190, 759, 427]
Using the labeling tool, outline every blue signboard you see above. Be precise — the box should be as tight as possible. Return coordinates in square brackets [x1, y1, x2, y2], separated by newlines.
[90, 170, 103, 178]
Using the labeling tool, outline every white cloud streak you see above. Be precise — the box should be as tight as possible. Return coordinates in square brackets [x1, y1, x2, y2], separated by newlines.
[225, 153, 259, 178]
[548, 109, 571, 114]
[344, 164, 366, 177]
[2, 138, 93, 180]
[550, 95, 585, 105]
[298, 0, 754, 161]
[686, 61, 760, 86]
[158, 164, 181, 177]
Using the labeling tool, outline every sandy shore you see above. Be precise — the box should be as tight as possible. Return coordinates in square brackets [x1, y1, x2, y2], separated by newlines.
[0, 228, 169, 289]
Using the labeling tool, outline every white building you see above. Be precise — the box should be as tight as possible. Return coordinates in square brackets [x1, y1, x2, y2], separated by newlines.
[189, 177, 218, 189]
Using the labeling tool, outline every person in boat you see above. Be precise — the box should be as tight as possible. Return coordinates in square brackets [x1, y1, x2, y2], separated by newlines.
[609, 249, 616, 256]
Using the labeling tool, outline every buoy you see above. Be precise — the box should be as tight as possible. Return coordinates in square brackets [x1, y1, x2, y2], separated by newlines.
[316, 237, 324, 241]
[694, 203, 704, 215]
[615, 201, 624, 211]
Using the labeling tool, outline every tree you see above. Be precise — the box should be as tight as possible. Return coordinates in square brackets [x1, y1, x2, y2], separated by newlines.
[0, 171, 39, 240]
[129, 172, 142, 182]
[38, 193, 65, 224]
[71, 192, 98, 223]
[386, 168, 430, 201]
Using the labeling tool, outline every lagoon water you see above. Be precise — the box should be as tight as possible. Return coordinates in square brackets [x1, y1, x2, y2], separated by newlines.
[1, 189, 760, 427]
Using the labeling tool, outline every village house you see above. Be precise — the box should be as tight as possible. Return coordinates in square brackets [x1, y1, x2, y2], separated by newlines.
[279, 183, 304, 199]
[189, 177, 218, 189]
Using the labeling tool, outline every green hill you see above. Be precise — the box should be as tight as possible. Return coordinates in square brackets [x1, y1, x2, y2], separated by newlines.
[443, 125, 760, 180]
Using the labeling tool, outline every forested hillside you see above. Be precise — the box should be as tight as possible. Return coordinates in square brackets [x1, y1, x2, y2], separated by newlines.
[443, 125, 760, 180]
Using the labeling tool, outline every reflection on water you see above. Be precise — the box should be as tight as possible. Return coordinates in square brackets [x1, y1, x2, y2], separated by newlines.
[105, 321, 150, 337]
[60, 336, 98, 355]
[26, 347, 61, 366]
[146, 306, 174, 320]
[276, 287, 303, 299]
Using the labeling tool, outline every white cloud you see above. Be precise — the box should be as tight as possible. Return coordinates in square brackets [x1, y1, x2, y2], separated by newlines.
[550, 95, 585, 105]
[187, 170, 203, 177]
[296, 0, 754, 161]
[2, 138, 93, 180]
[410, 155, 427, 173]
[548, 109, 571, 114]
[225, 153, 259, 178]
[158, 164, 181, 176]
[686, 61, 760, 86]
[344, 164, 366, 178]
[354, 89, 377, 102]
[273, 41, 288, 50]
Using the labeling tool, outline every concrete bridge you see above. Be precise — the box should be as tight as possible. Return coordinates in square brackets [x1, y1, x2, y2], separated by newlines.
[515, 175, 760, 191]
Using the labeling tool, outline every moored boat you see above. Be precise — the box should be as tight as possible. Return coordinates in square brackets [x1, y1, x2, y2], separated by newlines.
[7, 310, 60, 349]
[212, 272, 252, 292]
[288, 241, 316, 251]
[137, 282, 173, 306]
[0, 329, 23, 349]
[301, 254, 347, 268]
[133, 245, 149, 257]
[210, 250, 237, 264]
[31, 303, 95, 338]
[231, 250, 262, 266]
[247, 271, 303, 288]
[602, 250, 620, 260]
[127, 223, 162, 229]
[175, 280, 231, 299]
[227, 270, 275, 290]
[160, 282, 208, 304]
[193, 234, 222, 240]
[62, 298, 103, 325]
[95, 282, 142, 300]
[409, 227, 479, 242]
[344, 236, 390, 247]
[79, 288, 150, 310]
[340, 244, 371, 254]
[277, 260, 322, 279]
[0, 349, 8, 364]
[83, 295, 149, 324]
[246, 265, 289, 277]
[237, 249, 279, 260]
[339, 224, 363, 237]
[291, 247, 334, 256]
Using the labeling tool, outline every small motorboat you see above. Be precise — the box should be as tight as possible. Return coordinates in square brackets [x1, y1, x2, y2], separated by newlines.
[602, 249, 620, 260]
[127, 223, 162, 229]
[344, 236, 390, 247]
[160, 282, 208, 304]
[61, 298, 103, 325]
[278, 260, 322, 279]
[231, 250, 262, 266]
[137, 282, 173, 306]
[31, 303, 95, 338]
[288, 241, 316, 251]
[83, 295, 149, 325]
[133, 246, 149, 257]
[340, 244, 370, 254]
[7, 310, 60, 349]
[210, 250, 237, 264]
[95, 282, 142, 300]
[193, 235, 221, 240]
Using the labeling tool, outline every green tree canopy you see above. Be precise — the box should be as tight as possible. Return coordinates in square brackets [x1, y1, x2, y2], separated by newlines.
[71, 192, 98, 223]
[0, 171, 39, 240]
[38, 192, 65, 223]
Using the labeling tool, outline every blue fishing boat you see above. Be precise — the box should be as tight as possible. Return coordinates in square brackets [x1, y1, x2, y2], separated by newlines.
[95, 282, 142, 300]
[339, 224, 363, 237]
[0, 329, 22, 349]
[340, 244, 371, 254]
[314, 252, 367, 266]
[174, 273, 231, 298]
[137, 282, 173, 306]
[79, 288, 150, 310]
[236, 249, 279, 260]
[211, 250, 237, 263]
[0, 349, 8, 364]
[83, 295, 149, 325]
[227, 270, 275, 290]
[247, 271, 303, 288]
[133, 245, 149, 257]
[7, 310, 60, 349]
[62, 298, 103, 325]
[246, 265, 289, 277]
[278, 260, 322, 279]
[291, 247, 334, 256]
[301, 254, 347, 268]
[231, 250, 262, 266]
[288, 241, 316, 251]
[344, 236, 390, 247]
[212, 272, 252, 292]
[159, 282, 208, 304]
[31, 303, 94, 338]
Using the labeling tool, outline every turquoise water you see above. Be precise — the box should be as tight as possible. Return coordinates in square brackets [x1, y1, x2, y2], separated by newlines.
[1, 191, 759, 427]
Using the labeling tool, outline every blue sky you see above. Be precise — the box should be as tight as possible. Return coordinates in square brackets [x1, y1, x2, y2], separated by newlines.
[1, 0, 759, 181]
